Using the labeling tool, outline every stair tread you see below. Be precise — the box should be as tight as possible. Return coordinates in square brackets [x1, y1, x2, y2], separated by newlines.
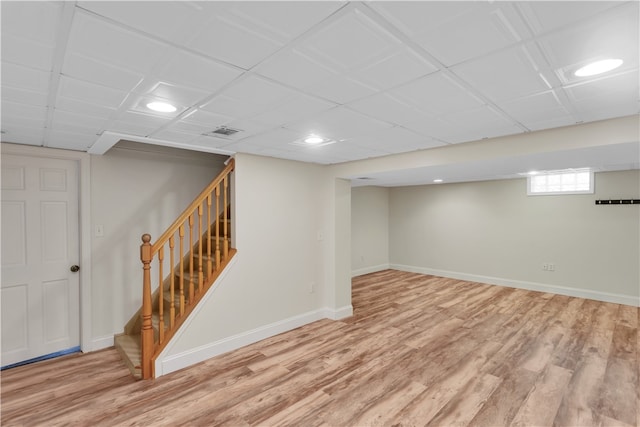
[114, 333, 142, 379]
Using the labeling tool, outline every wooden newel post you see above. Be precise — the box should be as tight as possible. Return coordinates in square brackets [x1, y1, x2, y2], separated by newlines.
[140, 233, 153, 379]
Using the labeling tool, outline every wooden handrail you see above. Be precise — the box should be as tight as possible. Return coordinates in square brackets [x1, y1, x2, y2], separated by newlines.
[151, 158, 234, 255]
[139, 158, 235, 379]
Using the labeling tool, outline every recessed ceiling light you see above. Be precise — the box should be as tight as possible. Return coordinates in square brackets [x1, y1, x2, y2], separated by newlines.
[146, 101, 177, 113]
[433, 179, 443, 183]
[528, 171, 539, 175]
[304, 135, 325, 144]
[575, 59, 623, 77]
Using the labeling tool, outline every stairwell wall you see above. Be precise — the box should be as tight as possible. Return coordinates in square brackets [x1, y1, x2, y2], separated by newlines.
[90, 142, 227, 347]
[156, 153, 353, 376]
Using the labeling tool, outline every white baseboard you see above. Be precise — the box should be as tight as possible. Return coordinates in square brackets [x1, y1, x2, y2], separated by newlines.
[89, 335, 114, 352]
[157, 308, 333, 377]
[351, 264, 390, 277]
[323, 305, 353, 320]
[390, 264, 639, 307]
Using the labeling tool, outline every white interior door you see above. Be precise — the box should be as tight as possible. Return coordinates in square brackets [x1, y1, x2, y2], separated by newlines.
[1, 154, 80, 367]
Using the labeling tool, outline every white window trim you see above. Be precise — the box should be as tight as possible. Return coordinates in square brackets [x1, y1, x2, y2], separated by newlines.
[527, 170, 595, 196]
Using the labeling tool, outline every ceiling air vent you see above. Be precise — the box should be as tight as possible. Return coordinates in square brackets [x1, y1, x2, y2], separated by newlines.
[204, 126, 242, 138]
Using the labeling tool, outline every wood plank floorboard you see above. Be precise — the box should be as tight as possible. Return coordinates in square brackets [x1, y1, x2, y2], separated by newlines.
[1, 270, 637, 426]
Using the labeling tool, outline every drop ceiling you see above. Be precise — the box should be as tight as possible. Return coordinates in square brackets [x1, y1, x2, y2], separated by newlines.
[1, 1, 639, 183]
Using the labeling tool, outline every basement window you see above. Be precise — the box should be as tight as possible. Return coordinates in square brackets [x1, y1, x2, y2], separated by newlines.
[527, 169, 594, 195]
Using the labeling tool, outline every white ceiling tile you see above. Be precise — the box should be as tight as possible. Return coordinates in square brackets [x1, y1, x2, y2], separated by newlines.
[55, 96, 117, 120]
[186, 11, 283, 69]
[230, 127, 304, 150]
[109, 111, 172, 136]
[1, 62, 50, 93]
[1, 116, 48, 135]
[538, 3, 639, 81]
[47, 130, 99, 151]
[52, 110, 107, 133]
[390, 72, 484, 116]
[300, 9, 399, 73]
[441, 106, 524, 140]
[58, 76, 128, 109]
[311, 140, 390, 162]
[498, 91, 573, 127]
[1, 101, 47, 125]
[357, 47, 437, 91]
[62, 52, 144, 92]
[400, 115, 468, 142]
[145, 82, 201, 107]
[149, 129, 199, 144]
[564, 71, 640, 122]
[180, 110, 233, 130]
[78, 1, 199, 42]
[416, 3, 527, 66]
[1, 86, 48, 107]
[155, 50, 243, 93]
[255, 48, 339, 91]
[182, 135, 236, 150]
[565, 71, 639, 103]
[220, 2, 345, 43]
[67, 11, 170, 74]
[144, 82, 208, 109]
[251, 94, 336, 128]
[210, 137, 268, 153]
[517, 1, 622, 34]
[200, 93, 260, 119]
[348, 92, 428, 126]
[348, 126, 444, 153]
[1, 125, 44, 146]
[214, 118, 271, 140]
[1, 1, 62, 44]
[524, 117, 581, 132]
[372, 2, 527, 66]
[305, 74, 377, 104]
[219, 76, 298, 113]
[1, 34, 55, 71]
[452, 44, 552, 103]
[284, 106, 393, 140]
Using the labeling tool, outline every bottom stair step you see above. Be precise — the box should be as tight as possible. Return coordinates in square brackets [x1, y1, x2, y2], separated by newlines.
[114, 333, 142, 380]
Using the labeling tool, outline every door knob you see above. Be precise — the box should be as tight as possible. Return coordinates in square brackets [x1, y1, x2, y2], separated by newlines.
[70, 265, 80, 272]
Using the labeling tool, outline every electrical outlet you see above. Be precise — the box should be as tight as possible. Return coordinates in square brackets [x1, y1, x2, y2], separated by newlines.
[548, 263, 555, 271]
[542, 263, 548, 271]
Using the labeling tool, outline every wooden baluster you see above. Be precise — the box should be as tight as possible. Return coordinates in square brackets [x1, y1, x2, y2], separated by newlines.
[140, 234, 153, 380]
[158, 246, 164, 344]
[188, 213, 194, 304]
[207, 194, 212, 277]
[223, 175, 228, 260]
[179, 224, 185, 316]
[215, 185, 220, 270]
[169, 235, 175, 328]
[198, 204, 203, 294]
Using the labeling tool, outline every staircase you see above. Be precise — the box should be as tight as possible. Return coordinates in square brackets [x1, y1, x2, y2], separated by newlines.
[115, 159, 236, 379]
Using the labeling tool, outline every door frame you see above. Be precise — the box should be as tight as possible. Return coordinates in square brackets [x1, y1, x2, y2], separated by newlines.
[1, 142, 93, 354]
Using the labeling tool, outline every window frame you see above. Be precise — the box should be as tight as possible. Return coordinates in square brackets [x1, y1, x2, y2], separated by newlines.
[527, 169, 595, 196]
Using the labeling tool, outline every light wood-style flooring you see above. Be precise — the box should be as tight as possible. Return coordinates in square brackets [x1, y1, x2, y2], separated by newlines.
[1, 270, 638, 426]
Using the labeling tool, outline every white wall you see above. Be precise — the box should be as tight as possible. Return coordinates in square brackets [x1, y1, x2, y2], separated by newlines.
[351, 186, 389, 276]
[389, 170, 640, 306]
[157, 153, 352, 375]
[90, 142, 227, 340]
